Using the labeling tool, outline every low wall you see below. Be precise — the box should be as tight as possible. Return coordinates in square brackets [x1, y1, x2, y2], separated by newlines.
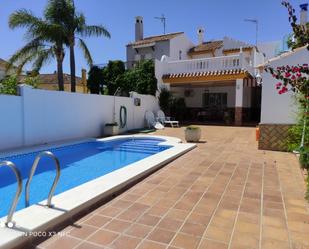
[0, 86, 159, 151]
[258, 124, 293, 151]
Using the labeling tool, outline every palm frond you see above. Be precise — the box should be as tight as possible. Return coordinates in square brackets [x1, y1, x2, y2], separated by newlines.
[15, 53, 37, 75]
[6, 38, 46, 72]
[9, 9, 42, 29]
[80, 25, 111, 38]
[78, 38, 93, 66]
[32, 48, 55, 72]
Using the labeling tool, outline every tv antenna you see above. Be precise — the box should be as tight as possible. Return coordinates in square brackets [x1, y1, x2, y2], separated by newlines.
[154, 14, 166, 34]
[244, 19, 258, 46]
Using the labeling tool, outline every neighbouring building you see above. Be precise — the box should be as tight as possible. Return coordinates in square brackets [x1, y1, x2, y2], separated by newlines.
[0, 59, 7, 80]
[0, 60, 88, 93]
[0, 58, 17, 80]
[258, 40, 283, 60]
[126, 16, 193, 68]
[19, 71, 87, 93]
[258, 45, 309, 151]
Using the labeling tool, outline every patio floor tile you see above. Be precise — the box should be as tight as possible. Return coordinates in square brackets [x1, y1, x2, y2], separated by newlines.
[35, 126, 309, 249]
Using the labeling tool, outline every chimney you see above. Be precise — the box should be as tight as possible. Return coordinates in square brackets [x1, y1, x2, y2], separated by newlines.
[197, 27, 205, 45]
[135, 16, 144, 41]
[300, 3, 308, 26]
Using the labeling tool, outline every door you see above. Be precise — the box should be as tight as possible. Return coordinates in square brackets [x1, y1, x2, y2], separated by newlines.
[202, 92, 228, 121]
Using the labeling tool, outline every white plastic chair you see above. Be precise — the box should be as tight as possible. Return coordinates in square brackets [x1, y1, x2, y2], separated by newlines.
[145, 111, 164, 130]
[156, 110, 179, 128]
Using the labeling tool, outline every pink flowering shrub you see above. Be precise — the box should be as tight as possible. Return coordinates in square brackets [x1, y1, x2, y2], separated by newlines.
[265, 64, 309, 96]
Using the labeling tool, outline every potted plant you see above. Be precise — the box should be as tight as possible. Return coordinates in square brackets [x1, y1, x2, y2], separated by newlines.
[185, 126, 201, 142]
[104, 122, 119, 136]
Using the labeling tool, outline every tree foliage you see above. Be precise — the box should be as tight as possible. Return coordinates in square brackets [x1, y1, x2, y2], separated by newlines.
[0, 75, 19, 95]
[282, 1, 309, 50]
[87, 66, 104, 94]
[45, 0, 110, 92]
[87, 60, 157, 96]
[0, 74, 39, 95]
[8, 7, 67, 90]
[103, 60, 125, 95]
[115, 60, 157, 96]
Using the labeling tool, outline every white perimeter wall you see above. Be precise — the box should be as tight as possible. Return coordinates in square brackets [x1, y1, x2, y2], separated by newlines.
[0, 86, 159, 151]
[260, 46, 309, 124]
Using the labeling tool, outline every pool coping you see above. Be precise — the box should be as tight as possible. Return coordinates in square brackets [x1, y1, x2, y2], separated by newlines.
[0, 135, 196, 249]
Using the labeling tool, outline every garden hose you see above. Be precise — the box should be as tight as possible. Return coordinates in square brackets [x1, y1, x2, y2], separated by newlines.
[119, 106, 127, 128]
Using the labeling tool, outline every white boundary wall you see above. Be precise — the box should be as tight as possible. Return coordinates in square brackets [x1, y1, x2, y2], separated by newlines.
[0, 86, 159, 151]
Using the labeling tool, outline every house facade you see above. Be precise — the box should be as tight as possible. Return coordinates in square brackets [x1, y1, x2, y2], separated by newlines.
[155, 34, 265, 126]
[126, 17, 265, 125]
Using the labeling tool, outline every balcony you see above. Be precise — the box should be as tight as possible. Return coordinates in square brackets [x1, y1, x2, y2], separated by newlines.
[157, 54, 255, 77]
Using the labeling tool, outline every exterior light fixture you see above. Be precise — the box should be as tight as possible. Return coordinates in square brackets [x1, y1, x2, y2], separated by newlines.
[255, 73, 262, 85]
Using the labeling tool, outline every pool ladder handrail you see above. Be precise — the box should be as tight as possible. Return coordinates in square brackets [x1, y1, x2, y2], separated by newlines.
[25, 151, 61, 208]
[0, 161, 22, 227]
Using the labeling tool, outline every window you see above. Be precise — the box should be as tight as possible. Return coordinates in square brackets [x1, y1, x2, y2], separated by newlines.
[179, 50, 182, 60]
[203, 92, 227, 109]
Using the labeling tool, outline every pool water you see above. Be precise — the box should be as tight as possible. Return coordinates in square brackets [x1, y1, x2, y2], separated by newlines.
[0, 138, 171, 218]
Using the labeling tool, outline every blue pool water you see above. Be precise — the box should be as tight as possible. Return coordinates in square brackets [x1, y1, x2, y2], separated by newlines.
[0, 138, 171, 218]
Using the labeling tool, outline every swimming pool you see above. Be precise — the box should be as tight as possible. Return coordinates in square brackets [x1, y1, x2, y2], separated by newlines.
[0, 137, 171, 218]
[0, 135, 196, 249]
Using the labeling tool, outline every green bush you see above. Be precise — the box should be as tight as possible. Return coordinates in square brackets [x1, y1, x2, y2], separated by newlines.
[23, 75, 39, 89]
[158, 88, 172, 114]
[0, 75, 18, 95]
[286, 96, 309, 201]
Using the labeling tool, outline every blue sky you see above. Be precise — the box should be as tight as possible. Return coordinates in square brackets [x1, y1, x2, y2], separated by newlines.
[0, 0, 306, 76]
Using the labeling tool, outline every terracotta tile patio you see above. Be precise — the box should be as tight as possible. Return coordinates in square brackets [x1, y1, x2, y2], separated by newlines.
[36, 126, 309, 249]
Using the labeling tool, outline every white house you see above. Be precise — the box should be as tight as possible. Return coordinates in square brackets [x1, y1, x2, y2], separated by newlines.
[155, 32, 265, 126]
[258, 45, 309, 150]
[126, 16, 193, 68]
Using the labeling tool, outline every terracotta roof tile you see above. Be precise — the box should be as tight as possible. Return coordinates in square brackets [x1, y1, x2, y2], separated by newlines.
[188, 40, 223, 54]
[0, 58, 9, 70]
[127, 32, 184, 46]
[19, 73, 83, 85]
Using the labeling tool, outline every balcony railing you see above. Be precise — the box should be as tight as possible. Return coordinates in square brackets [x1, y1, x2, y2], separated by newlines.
[161, 55, 252, 75]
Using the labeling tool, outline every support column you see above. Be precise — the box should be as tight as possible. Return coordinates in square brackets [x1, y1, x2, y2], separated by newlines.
[235, 78, 244, 126]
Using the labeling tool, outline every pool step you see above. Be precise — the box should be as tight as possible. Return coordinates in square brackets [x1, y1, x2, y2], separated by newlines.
[113, 148, 158, 154]
[118, 144, 161, 150]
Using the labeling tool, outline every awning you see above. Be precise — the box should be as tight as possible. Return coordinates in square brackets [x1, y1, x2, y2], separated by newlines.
[162, 69, 251, 84]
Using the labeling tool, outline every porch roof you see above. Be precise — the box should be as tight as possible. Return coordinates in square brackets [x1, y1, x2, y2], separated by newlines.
[162, 69, 251, 84]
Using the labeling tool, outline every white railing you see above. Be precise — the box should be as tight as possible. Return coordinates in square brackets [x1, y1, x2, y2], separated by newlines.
[163, 55, 251, 75]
